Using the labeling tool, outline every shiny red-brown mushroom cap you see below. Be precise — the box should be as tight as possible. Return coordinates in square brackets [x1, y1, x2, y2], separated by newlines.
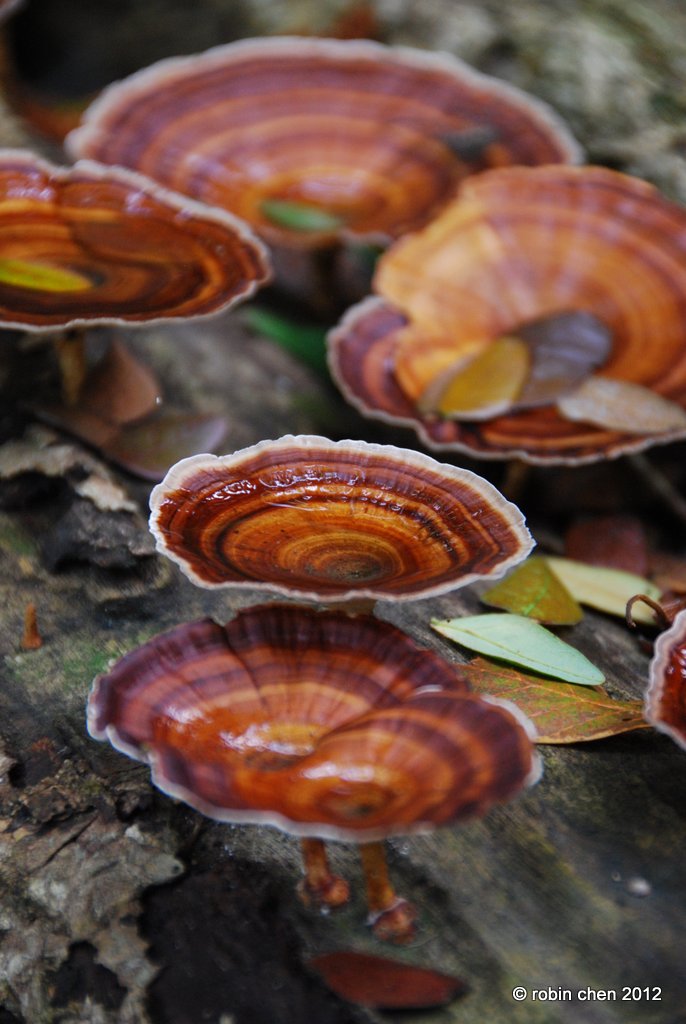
[328, 166, 686, 464]
[0, 149, 269, 331]
[645, 608, 686, 750]
[149, 434, 533, 603]
[88, 604, 540, 841]
[67, 36, 580, 250]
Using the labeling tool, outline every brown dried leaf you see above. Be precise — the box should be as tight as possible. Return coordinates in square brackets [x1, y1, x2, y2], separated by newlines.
[481, 555, 583, 624]
[103, 411, 228, 480]
[513, 310, 612, 409]
[80, 338, 161, 425]
[460, 657, 649, 744]
[307, 951, 467, 1008]
[557, 377, 686, 434]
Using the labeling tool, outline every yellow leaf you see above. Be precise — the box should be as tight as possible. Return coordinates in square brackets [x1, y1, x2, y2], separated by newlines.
[545, 556, 662, 624]
[0, 258, 91, 293]
[432, 336, 530, 420]
[481, 555, 583, 624]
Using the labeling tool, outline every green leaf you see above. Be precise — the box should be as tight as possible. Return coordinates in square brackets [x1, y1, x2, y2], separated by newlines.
[0, 258, 91, 292]
[260, 199, 346, 233]
[545, 557, 662, 625]
[243, 306, 328, 373]
[481, 555, 583, 624]
[431, 612, 604, 685]
[460, 657, 649, 744]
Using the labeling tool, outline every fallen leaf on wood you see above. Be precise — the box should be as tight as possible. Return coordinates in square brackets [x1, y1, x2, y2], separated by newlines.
[513, 310, 612, 409]
[424, 336, 530, 420]
[481, 555, 583, 624]
[545, 556, 662, 625]
[431, 613, 604, 685]
[103, 411, 228, 481]
[557, 377, 686, 434]
[460, 657, 649, 743]
[79, 338, 161, 425]
[307, 951, 467, 1008]
[564, 515, 649, 576]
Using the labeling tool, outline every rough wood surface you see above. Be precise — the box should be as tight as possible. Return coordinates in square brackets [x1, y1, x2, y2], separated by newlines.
[1, 2, 685, 1023]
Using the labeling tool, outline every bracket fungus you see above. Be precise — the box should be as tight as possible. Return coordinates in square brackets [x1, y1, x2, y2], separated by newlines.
[0, 149, 269, 333]
[149, 434, 533, 604]
[88, 603, 540, 941]
[645, 608, 686, 750]
[328, 165, 686, 465]
[67, 36, 580, 251]
[0, 148, 269, 466]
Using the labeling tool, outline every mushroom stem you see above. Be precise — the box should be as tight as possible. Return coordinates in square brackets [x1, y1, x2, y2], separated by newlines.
[358, 841, 416, 944]
[54, 328, 88, 406]
[297, 838, 350, 910]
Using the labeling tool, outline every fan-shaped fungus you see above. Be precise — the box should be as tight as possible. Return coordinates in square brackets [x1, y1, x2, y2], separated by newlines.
[0, 150, 269, 332]
[328, 166, 686, 464]
[67, 36, 579, 251]
[149, 434, 533, 603]
[0, 147, 269, 462]
[88, 603, 539, 940]
[645, 608, 686, 750]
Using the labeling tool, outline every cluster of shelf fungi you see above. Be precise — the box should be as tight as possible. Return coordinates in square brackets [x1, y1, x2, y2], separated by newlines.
[1, 10, 685, 1012]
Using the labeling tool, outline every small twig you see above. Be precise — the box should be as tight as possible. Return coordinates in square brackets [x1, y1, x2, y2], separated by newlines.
[625, 594, 671, 632]
[21, 602, 43, 650]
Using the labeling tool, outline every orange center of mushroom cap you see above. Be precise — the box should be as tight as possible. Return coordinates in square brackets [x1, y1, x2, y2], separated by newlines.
[154, 705, 327, 768]
[151, 702, 408, 822]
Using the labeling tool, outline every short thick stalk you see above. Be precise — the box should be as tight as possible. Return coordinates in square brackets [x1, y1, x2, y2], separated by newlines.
[54, 329, 87, 407]
[359, 841, 416, 943]
[297, 837, 349, 910]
